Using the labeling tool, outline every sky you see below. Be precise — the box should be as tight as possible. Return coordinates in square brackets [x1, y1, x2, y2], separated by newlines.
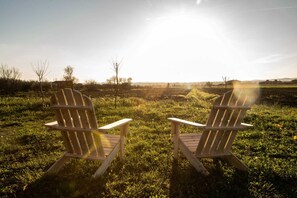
[1, 0, 297, 83]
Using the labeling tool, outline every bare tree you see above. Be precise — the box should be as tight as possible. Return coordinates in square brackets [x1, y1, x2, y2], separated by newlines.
[11, 67, 21, 80]
[32, 60, 49, 106]
[222, 76, 229, 89]
[111, 58, 123, 108]
[0, 64, 22, 94]
[0, 64, 11, 79]
[0, 64, 21, 80]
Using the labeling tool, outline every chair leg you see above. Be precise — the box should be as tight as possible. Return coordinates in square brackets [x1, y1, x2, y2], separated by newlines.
[119, 124, 128, 160]
[93, 144, 120, 178]
[179, 143, 209, 175]
[173, 138, 179, 159]
[222, 153, 249, 172]
[47, 153, 70, 173]
[119, 136, 125, 160]
[172, 122, 180, 160]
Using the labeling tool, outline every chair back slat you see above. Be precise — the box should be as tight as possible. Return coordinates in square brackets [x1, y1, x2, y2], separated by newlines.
[83, 96, 105, 156]
[71, 91, 95, 157]
[224, 93, 250, 151]
[214, 91, 239, 154]
[54, 89, 81, 155]
[196, 91, 231, 155]
[196, 90, 252, 156]
[51, 96, 73, 153]
[51, 88, 105, 159]
[84, 95, 99, 129]
[64, 89, 87, 155]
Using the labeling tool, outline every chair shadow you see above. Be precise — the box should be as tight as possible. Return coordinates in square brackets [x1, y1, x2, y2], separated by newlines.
[16, 161, 109, 198]
[169, 159, 249, 198]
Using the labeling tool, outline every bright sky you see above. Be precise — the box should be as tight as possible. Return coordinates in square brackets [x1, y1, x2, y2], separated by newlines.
[1, 0, 297, 83]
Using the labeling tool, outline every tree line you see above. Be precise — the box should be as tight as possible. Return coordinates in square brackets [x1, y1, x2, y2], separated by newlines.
[0, 61, 132, 97]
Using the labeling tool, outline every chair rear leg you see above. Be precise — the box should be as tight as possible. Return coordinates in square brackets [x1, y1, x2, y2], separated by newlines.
[222, 153, 249, 172]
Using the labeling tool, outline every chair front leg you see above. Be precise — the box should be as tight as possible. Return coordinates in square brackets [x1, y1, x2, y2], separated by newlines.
[171, 122, 180, 159]
[120, 124, 129, 160]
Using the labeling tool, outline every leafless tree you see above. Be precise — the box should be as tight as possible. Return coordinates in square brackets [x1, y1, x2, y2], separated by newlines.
[32, 60, 49, 106]
[0, 64, 21, 80]
[0, 64, 22, 94]
[222, 76, 229, 89]
[111, 58, 123, 108]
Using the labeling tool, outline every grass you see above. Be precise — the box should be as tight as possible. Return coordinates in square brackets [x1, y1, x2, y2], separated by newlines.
[0, 90, 296, 197]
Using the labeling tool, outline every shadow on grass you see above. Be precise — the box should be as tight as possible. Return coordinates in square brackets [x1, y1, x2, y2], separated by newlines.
[270, 173, 297, 197]
[249, 168, 297, 197]
[169, 159, 249, 198]
[16, 162, 109, 198]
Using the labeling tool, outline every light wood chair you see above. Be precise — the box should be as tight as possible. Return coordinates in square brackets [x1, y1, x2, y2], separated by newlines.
[169, 90, 253, 175]
[45, 88, 132, 178]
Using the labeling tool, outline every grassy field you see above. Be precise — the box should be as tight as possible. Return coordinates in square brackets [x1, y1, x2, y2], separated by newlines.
[0, 88, 296, 197]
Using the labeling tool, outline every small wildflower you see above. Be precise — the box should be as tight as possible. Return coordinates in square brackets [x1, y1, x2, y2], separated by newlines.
[294, 135, 297, 140]
[275, 124, 282, 129]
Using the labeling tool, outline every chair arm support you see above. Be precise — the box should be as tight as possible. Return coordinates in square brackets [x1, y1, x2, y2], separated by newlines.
[98, 118, 132, 133]
[44, 121, 58, 130]
[168, 118, 206, 128]
[241, 123, 253, 128]
[45, 119, 132, 135]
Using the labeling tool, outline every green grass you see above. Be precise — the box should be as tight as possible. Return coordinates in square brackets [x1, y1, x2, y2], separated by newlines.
[0, 91, 296, 197]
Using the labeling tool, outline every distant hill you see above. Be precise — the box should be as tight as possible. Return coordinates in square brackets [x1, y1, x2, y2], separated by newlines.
[272, 77, 297, 82]
[133, 77, 297, 85]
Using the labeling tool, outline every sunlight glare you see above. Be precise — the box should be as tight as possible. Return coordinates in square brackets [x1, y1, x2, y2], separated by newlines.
[147, 12, 221, 45]
[233, 81, 260, 105]
[139, 11, 246, 81]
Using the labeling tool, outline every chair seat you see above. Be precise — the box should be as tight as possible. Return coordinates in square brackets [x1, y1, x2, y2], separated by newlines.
[63, 134, 121, 160]
[179, 134, 202, 153]
[101, 134, 121, 156]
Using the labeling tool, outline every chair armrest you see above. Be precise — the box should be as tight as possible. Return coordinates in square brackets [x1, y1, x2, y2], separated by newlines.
[98, 118, 132, 132]
[44, 121, 58, 130]
[241, 123, 253, 128]
[168, 117, 206, 128]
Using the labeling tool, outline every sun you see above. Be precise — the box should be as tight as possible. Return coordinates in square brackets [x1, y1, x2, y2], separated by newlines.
[137, 11, 246, 81]
[147, 12, 219, 42]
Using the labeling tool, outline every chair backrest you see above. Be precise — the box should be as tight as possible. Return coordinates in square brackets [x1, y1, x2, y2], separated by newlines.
[196, 90, 252, 157]
[51, 88, 105, 159]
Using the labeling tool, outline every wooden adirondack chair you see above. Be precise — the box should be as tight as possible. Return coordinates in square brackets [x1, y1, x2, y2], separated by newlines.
[45, 88, 132, 178]
[169, 90, 253, 175]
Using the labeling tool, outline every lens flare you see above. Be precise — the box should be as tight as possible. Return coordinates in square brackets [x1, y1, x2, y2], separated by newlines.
[233, 81, 260, 105]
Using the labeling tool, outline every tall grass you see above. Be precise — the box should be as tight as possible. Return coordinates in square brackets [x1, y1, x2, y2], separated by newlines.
[0, 91, 296, 197]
